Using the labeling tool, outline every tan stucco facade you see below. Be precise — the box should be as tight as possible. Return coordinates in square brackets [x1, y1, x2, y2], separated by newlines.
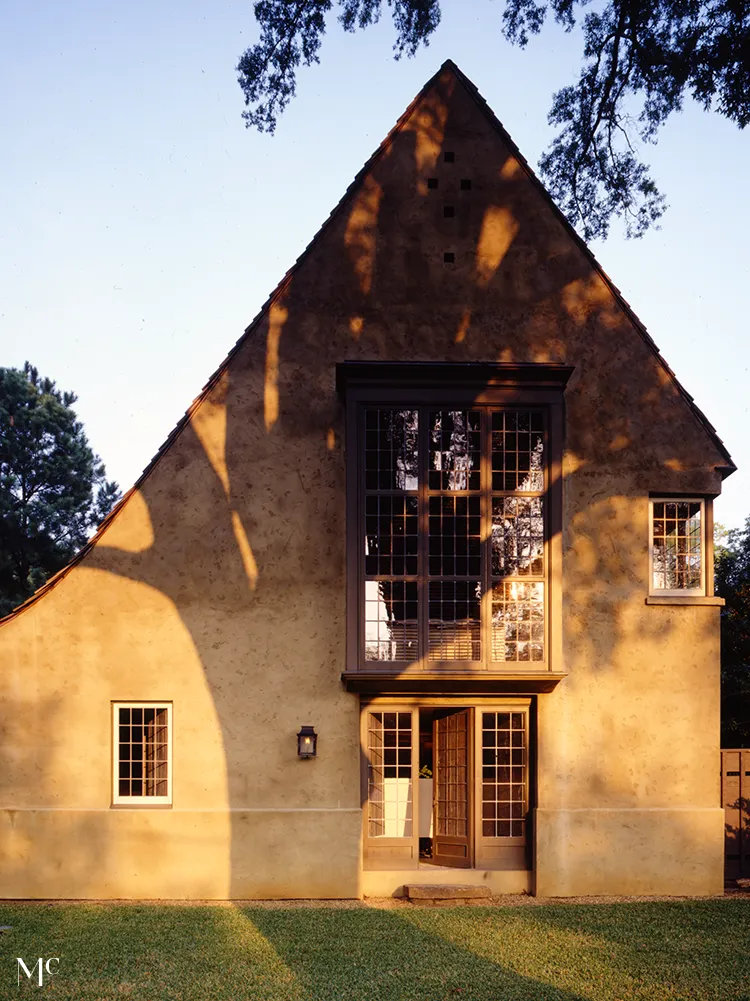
[0, 62, 730, 899]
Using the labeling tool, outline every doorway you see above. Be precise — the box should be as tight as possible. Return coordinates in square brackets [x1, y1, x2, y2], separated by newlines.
[362, 700, 530, 873]
[419, 708, 473, 868]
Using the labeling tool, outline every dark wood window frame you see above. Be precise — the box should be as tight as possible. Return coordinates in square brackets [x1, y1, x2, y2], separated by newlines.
[338, 363, 571, 694]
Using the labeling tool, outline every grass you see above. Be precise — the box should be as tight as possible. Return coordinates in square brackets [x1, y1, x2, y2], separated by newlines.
[1, 900, 750, 1000]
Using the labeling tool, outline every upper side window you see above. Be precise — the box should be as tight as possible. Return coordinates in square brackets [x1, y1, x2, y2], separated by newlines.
[361, 407, 546, 668]
[112, 703, 172, 805]
[650, 499, 705, 595]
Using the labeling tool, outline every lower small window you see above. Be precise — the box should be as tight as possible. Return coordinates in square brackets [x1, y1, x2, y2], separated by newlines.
[650, 498, 705, 594]
[112, 703, 172, 805]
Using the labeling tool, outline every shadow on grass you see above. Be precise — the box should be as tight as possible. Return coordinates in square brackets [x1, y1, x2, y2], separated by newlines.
[397, 901, 750, 1001]
[1, 905, 303, 1000]
[4, 902, 750, 1001]
[246, 906, 588, 1001]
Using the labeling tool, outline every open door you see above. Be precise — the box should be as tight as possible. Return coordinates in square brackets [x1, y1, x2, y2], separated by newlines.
[432, 708, 473, 868]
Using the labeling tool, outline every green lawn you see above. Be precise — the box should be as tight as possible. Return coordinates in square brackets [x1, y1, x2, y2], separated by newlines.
[1, 900, 750, 1000]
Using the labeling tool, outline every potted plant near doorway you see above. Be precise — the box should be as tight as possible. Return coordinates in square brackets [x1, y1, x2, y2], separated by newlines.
[419, 764, 433, 856]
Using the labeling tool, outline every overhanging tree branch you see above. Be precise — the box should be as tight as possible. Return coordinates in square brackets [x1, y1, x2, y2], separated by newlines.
[235, 0, 750, 239]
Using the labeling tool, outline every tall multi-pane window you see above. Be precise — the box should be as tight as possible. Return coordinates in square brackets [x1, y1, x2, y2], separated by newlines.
[650, 499, 704, 594]
[362, 408, 546, 668]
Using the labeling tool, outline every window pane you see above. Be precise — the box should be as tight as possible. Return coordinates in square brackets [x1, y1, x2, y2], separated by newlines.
[428, 581, 482, 661]
[492, 497, 544, 576]
[652, 501, 702, 590]
[360, 406, 548, 669]
[491, 582, 545, 662]
[116, 704, 169, 799]
[365, 410, 418, 491]
[428, 411, 480, 491]
[482, 711, 526, 837]
[428, 495, 481, 577]
[365, 495, 419, 577]
[435, 713, 469, 838]
[367, 711, 412, 837]
[365, 580, 419, 662]
[491, 411, 544, 492]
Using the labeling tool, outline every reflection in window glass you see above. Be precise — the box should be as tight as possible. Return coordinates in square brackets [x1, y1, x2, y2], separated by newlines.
[652, 501, 702, 591]
[490, 414, 545, 663]
[365, 495, 419, 577]
[429, 411, 481, 491]
[364, 410, 419, 662]
[492, 497, 544, 576]
[365, 581, 418, 662]
[491, 582, 545, 662]
[364, 410, 418, 491]
[367, 711, 413, 837]
[361, 407, 547, 666]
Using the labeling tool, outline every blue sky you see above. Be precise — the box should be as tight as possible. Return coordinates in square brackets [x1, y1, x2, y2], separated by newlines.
[2, 0, 748, 527]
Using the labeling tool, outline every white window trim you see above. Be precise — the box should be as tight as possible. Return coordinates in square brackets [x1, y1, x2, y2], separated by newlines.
[649, 497, 705, 597]
[112, 702, 173, 806]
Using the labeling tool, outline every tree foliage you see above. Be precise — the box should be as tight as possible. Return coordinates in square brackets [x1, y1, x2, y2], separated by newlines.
[237, 0, 750, 239]
[0, 363, 120, 618]
[716, 518, 750, 746]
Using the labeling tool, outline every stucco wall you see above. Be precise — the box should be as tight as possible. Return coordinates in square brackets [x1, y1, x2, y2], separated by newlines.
[0, 64, 727, 898]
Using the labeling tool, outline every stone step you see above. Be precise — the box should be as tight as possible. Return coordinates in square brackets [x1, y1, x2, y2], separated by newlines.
[404, 883, 492, 902]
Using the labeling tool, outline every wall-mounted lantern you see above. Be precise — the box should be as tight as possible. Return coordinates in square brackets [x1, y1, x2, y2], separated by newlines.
[297, 726, 317, 759]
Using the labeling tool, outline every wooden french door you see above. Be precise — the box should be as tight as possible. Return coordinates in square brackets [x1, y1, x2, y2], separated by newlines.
[432, 708, 473, 868]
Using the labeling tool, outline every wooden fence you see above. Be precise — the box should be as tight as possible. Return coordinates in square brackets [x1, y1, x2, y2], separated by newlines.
[721, 749, 750, 879]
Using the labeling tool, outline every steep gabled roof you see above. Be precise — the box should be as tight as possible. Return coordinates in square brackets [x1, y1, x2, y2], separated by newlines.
[0, 59, 734, 626]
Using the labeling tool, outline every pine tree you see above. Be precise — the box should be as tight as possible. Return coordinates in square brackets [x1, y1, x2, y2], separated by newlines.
[0, 363, 121, 617]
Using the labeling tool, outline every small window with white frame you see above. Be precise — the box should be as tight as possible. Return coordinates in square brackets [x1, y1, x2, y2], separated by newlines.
[650, 499, 705, 595]
[112, 703, 172, 805]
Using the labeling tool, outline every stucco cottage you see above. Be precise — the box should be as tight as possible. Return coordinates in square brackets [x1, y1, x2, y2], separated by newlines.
[0, 61, 734, 899]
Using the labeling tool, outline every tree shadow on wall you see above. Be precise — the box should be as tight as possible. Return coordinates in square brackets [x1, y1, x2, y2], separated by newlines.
[77, 64, 725, 899]
[0, 696, 111, 898]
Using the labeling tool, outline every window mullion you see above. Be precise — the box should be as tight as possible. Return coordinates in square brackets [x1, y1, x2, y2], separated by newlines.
[418, 407, 429, 667]
[481, 408, 491, 670]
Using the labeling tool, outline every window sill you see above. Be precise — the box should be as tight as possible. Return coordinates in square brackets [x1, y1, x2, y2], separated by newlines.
[110, 802, 173, 809]
[645, 595, 725, 606]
